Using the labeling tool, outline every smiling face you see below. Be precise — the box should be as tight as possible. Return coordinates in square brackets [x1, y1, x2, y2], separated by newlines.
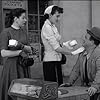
[15, 12, 27, 27]
[49, 11, 61, 24]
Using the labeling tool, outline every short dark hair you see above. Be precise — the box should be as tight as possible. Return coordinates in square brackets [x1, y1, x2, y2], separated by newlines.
[42, 6, 63, 26]
[6, 8, 26, 27]
[51, 6, 63, 15]
[90, 35, 100, 46]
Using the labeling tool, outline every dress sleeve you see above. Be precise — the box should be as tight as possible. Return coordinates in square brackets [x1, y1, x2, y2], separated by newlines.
[0, 29, 10, 50]
[42, 25, 60, 50]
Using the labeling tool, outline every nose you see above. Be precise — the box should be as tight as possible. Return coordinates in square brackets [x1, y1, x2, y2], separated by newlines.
[80, 37, 85, 44]
[82, 39, 85, 44]
[24, 18, 27, 22]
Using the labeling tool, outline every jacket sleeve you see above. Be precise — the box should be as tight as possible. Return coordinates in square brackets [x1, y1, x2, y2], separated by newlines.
[68, 54, 81, 85]
[42, 25, 60, 50]
[91, 57, 100, 90]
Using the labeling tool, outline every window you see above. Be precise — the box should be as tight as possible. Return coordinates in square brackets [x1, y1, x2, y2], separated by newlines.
[28, 0, 52, 62]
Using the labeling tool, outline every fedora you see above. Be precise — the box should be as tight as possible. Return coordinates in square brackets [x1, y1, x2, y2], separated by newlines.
[87, 27, 100, 41]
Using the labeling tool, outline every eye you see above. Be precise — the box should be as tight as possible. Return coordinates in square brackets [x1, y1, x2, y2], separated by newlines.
[56, 15, 60, 18]
[85, 35, 87, 39]
[22, 17, 26, 20]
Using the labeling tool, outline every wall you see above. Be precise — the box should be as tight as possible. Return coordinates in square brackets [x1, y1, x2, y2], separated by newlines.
[30, 1, 93, 78]
[92, 0, 100, 27]
[59, 1, 91, 76]
[1, 0, 99, 79]
[0, 0, 2, 33]
[0, 0, 3, 65]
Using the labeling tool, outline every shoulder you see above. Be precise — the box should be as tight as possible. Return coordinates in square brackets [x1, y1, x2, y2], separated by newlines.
[94, 47, 100, 54]
[2, 27, 11, 32]
[92, 47, 100, 59]
[42, 20, 52, 31]
[42, 24, 53, 37]
[1, 27, 11, 36]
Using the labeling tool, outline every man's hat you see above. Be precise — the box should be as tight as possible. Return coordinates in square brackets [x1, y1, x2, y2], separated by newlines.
[87, 27, 100, 41]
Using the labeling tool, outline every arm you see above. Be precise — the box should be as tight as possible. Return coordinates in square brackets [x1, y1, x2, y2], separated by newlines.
[88, 57, 100, 96]
[0, 28, 27, 57]
[42, 25, 72, 55]
[55, 46, 73, 55]
[1, 49, 22, 57]
[0, 29, 22, 57]
[91, 57, 100, 90]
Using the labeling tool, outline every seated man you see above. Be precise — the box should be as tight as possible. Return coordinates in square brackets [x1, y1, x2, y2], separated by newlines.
[60, 27, 100, 100]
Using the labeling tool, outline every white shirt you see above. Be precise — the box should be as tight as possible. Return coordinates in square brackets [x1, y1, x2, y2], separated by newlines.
[41, 19, 62, 61]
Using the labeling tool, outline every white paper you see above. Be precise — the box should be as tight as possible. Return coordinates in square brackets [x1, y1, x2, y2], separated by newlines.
[9, 39, 18, 46]
[71, 47, 85, 55]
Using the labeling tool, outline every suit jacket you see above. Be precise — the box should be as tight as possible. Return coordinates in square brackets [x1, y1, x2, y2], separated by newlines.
[68, 47, 100, 90]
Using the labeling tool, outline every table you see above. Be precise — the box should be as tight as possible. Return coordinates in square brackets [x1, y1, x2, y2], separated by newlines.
[58, 86, 90, 100]
[8, 78, 90, 100]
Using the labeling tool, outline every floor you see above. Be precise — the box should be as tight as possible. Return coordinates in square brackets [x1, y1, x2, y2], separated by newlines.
[0, 65, 69, 83]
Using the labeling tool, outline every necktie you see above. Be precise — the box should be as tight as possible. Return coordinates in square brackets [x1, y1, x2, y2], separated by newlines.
[84, 57, 89, 86]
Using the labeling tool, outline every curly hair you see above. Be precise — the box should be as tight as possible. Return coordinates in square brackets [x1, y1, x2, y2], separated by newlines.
[5, 8, 26, 27]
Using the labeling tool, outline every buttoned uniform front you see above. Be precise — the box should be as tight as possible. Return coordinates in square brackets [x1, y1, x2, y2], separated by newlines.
[41, 19, 63, 86]
[41, 19, 62, 61]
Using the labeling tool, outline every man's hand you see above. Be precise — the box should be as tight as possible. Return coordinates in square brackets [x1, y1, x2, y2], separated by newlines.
[88, 87, 97, 96]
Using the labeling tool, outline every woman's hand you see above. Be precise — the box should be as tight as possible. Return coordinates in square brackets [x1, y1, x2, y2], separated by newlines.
[88, 87, 97, 96]
[23, 45, 32, 53]
[62, 46, 73, 55]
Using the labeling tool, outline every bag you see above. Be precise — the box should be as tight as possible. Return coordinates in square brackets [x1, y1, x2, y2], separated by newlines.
[18, 56, 34, 68]
[59, 44, 66, 64]
[18, 51, 34, 68]
[60, 54, 66, 64]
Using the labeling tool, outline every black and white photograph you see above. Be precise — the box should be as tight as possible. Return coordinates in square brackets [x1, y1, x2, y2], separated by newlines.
[0, 0, 100, 100]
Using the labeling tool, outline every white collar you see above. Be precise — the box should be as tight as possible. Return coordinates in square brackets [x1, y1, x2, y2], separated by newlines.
[11, 25, 20, 30]
[46, 19, 55, 27]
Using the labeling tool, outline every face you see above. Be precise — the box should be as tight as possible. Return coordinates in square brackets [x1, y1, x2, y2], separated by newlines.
[49, 11, 61, 24]
[82, 33, 93, 49]
[16, 13, 27, 27]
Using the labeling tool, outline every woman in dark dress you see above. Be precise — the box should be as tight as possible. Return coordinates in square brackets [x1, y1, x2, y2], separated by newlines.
[0, 8, 32, 100]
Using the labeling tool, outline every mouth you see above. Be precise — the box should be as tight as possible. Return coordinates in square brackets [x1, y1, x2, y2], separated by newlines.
[22, 22, 26, 26]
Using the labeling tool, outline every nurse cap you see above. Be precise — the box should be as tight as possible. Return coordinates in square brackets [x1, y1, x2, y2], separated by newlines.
[44, 5, 55, 15]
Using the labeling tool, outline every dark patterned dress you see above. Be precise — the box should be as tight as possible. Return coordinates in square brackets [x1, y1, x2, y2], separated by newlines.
[0, 27, 31, 100]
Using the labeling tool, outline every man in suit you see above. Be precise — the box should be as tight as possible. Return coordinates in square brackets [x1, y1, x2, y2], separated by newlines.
[60, 27, 100, 100]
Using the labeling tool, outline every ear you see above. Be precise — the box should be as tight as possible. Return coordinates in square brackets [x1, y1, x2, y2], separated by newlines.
[49, 14, 52, 18]
[14, 17, 18, 22]
[91, 40, 94, 45]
